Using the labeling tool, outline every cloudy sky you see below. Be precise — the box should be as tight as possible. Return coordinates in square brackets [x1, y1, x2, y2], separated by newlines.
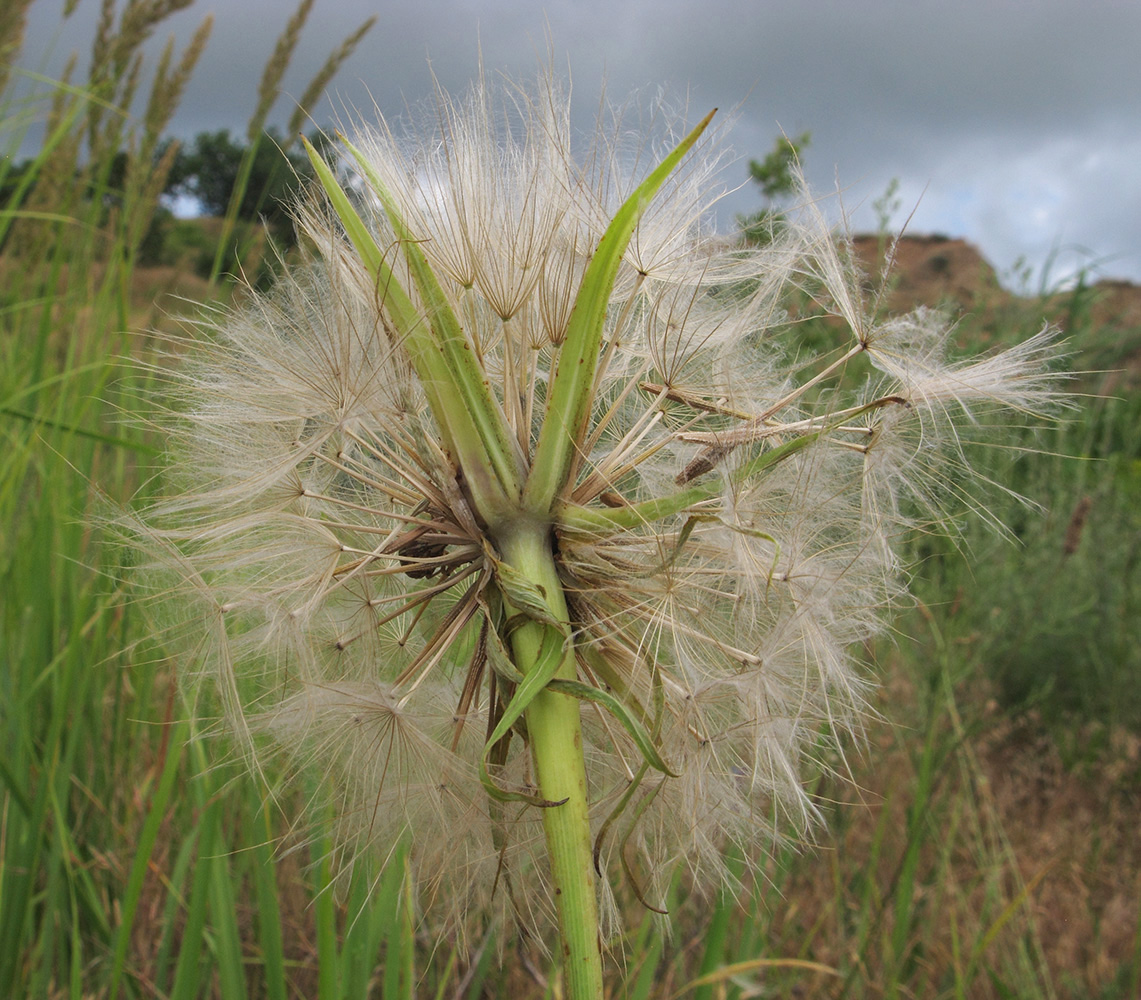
[17, 0, 1141, 287]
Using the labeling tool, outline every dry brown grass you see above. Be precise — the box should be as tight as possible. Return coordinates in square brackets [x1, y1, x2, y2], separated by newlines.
[746, 646, 1141, 1000]
[979, 718, 1141, 995]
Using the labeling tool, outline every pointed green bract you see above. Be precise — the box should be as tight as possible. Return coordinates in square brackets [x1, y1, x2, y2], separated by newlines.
[342, 137, 525, 510]
[556, 429, 824, 535]
[525, 109, 717, 513]
[302, 137, 457, 446]
[302, 136, 387, 276]
[303, 136, 520, 520]
[547, 679, 677, 777]
[478, 617, 569, 804]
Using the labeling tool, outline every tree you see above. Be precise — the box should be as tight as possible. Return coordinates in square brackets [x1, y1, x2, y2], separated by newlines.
[738, 130, 811, 244]
[165, 127, 313, 239]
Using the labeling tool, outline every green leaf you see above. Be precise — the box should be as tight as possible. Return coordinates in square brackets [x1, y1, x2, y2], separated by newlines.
[547, 679, 676, 776]
[250, 812, 286, 1000]
[525, 109, 717, 512]
[108, 722, 187, 1000]
[478, 620, 569, 805]
[342, 137, 524, 505]
[1, 406, 161, 453]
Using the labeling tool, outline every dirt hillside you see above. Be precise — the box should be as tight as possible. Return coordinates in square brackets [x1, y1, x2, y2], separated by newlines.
[851, 233, 1141, 388]
[853, 232, 1137, 327]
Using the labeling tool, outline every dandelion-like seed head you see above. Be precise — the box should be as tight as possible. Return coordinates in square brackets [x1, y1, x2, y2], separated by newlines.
[129, 65, 1063, 951]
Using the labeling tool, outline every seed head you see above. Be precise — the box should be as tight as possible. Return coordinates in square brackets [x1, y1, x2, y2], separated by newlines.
[128, 67, 1064, 936]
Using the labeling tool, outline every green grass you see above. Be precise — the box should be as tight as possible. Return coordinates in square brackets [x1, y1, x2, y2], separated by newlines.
[909, 392, 1141, 734]
[3, 3, 1140, 997]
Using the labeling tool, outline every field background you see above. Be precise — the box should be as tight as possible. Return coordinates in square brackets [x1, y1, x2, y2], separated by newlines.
[3, 4, 1140, 997]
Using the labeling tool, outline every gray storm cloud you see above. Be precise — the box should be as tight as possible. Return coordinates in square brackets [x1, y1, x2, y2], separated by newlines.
[17, 0, 1140, 284]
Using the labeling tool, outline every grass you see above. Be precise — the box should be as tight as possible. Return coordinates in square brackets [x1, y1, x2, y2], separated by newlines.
[3, 3, 1140, 997]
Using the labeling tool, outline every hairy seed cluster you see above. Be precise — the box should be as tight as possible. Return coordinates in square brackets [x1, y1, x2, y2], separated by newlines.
[129, 69, 1062, 937]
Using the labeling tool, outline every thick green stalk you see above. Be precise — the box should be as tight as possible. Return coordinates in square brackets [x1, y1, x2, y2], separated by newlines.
[498, 526, 602, 1000]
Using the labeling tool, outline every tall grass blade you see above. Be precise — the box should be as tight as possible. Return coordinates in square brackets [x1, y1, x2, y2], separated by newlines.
[252, 812, 288, 1000]
[107, 722, 187, 1000]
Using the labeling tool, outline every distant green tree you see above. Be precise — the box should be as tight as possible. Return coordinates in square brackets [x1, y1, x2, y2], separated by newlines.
[165, 127, 313, 240]
[738, 130, 811, 244]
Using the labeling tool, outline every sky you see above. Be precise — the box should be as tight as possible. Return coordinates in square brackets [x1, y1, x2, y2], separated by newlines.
[15, 0, 1141, 288]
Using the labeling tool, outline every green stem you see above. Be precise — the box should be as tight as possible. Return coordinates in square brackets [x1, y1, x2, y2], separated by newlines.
[499, 526, 602, 1000]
